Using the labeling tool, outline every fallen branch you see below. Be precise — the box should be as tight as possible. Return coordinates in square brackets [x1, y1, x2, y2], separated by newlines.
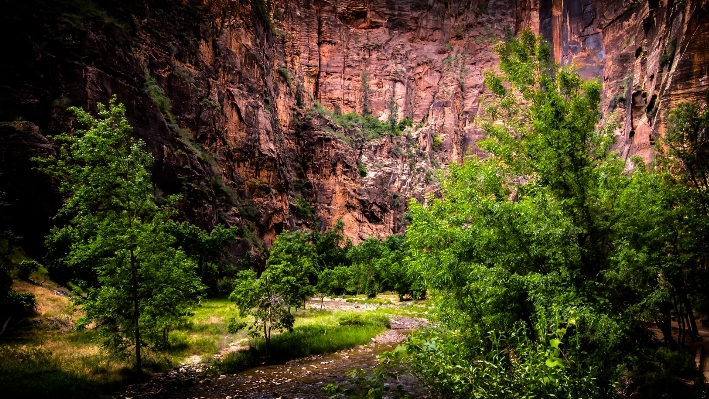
[0, 317, 11, 336]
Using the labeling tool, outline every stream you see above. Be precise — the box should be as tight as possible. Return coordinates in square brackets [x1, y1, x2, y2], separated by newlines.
[123, 316, 428, 399]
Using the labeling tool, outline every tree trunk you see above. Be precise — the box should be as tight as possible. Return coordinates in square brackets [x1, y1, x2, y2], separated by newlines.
[681, 293, 699, 338]
[131, 248, 142, 377]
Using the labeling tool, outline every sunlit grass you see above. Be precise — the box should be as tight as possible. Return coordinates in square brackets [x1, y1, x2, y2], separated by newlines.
[0, 283, 432, 397]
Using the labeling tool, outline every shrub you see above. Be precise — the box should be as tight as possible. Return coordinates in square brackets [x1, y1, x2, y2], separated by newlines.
[4, 291, 36, 314]
[17, 260, 41, 280]
[357, 162, 367, 178]
[144, 72, 172, 116]
[277, 67, 292, 87]
[660, 38, 676, 67]
[432, 136, 443, 150]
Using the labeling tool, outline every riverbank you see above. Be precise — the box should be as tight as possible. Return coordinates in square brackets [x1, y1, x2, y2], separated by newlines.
[122, 315, 428, 399]
[0, 280, 429, 398]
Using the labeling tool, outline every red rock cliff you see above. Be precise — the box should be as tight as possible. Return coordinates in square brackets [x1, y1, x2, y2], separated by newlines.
[1, 0, 707, 262]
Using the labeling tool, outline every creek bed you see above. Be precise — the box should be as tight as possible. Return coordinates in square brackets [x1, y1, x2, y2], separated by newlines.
[127, 316, 428, 399]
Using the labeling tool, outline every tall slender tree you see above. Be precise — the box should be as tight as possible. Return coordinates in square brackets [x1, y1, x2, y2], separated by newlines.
[36, 96, 204, 375]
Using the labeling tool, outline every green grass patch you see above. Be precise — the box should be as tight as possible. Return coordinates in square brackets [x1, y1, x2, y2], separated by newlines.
[209, 310, 390, 374]
[345, 297, 393, 306]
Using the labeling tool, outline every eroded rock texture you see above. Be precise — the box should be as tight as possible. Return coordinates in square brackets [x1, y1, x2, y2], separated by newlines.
[523, 0, 709, 162]
[1, 0, 707, 263]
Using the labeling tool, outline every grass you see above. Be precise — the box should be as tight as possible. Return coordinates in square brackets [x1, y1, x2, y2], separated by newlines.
[166, 298, 248, 363]
[1, 279, 428, 396]
[308, 102, 412, 143]
[211, 310, 391, 373]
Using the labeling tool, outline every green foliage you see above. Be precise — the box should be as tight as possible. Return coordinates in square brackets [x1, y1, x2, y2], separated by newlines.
[387, 96, 399, 136]
[398, 118, 413, 131]
[229, 269, 296, 352]
[314, 220, 351, 269]
[200, 98, 221, 110]
[360, 69, 372, 116]
[337, 313, 390, 328]
[0, 346, 106, 399]
[404, 30, 705, 396]
[660, 38, 677, 67]
[17, 259, 41, 281]
[166, 222, 238, 297]
[323, 346, 410, 399]
[357, 162, 368, 178]
[309, 102, 407, 142]
[277, 66, 293, 87]
[144, 72, 172, 116]
[292, 197, 315, 221]
[431, 135, 442, 151]
[348, 237, 385, 297]
[35, 97, 204, 374]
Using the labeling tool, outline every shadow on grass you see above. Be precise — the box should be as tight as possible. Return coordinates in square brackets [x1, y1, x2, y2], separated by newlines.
[0, 346, 126, 399]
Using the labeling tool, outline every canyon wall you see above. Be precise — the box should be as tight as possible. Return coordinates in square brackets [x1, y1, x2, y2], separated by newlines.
[1, 0, 707, 263]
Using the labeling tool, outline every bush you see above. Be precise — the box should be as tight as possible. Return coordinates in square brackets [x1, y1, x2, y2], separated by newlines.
[216, 277, 235, 297]
[17, 260, 40, 280]
[432, 136, 443, 151]
[357, 162, 367, 178]
[4, 291, 36, 313]
[144, 72, 172, 116]
[277, 67, 292, 87]
[227, 317, 247, 334]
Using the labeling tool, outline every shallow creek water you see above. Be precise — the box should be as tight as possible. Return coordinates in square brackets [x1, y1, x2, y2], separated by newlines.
[156, 341, 423, 399]
[142, 316, 428, 399]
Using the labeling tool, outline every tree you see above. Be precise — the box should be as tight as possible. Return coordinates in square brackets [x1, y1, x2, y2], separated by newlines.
[405, 31, 703, 397]
[347, 237, 383, 297]
[167, 222, 238, 296]
[230, 269, 295, 353]
[313, 219, 351, 270]
[265, 230, 316, 308]
[36, 97, 204, 375]
[314, 265, 352, 308]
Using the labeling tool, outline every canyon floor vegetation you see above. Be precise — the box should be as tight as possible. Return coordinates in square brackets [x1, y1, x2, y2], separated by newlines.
[2, 29, 709, 399]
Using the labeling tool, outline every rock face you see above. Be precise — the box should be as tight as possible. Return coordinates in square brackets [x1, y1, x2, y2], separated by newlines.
[523, 0, 709, 163]
[1, 0, 708, 262]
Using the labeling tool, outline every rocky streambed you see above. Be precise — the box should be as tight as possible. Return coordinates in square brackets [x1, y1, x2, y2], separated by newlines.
[120, 316, 428, 399]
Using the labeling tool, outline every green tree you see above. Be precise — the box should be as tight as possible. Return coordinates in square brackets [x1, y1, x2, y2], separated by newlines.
[404, 31, 699, 397]
[266, 230, 316, 308]
[36, 97, 204, 375]
[348, 237, 384, 297]
[313, 219, 351, 270]
[167, 222, 238, 296]
[230, 269, 295, 353]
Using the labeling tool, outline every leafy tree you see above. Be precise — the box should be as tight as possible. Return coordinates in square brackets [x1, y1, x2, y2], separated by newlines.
[347, 237, 384, 297]
[230, 269, 295, 353]
[313, 219, 351, 270]
[314, 268, 336, 309]
[315, 265, 352, 308]
[376, 234, 426, 300]
[167, 222, 238, 296]
[405, 31, 704, 397]
[35, 97, 204, 375]
[266, 230, 316, 308]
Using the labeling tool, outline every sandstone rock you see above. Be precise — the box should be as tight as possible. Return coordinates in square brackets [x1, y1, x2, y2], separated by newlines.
[1, 0, 707, 262]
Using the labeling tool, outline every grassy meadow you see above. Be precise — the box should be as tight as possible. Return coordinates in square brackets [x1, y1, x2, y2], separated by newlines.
[0, 272, 429, 398]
